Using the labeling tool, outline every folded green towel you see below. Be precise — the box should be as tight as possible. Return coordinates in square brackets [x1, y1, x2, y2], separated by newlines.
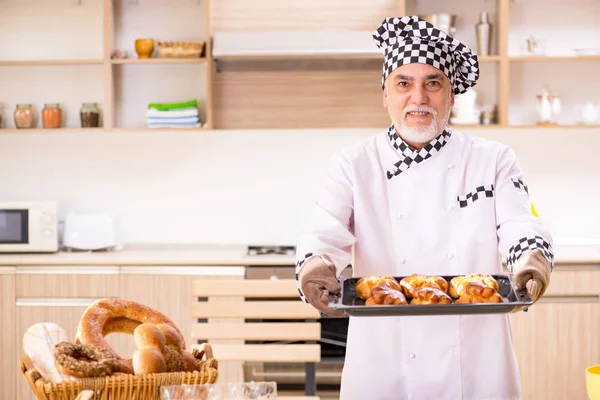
[148, 99, 198, 111]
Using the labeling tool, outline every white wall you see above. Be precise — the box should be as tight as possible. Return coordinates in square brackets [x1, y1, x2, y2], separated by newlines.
[1, 127, 599, 246]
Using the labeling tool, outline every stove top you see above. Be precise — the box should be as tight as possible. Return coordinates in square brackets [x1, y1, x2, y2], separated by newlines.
[247, 245, 296, 256]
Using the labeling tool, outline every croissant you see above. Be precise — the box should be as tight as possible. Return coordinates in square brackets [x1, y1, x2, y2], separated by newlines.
[410, 287, 453, 305]
[449, 273, 499, 298]
[455, 282, 503, 304]
[400, 274, 449, 298]
[355, 276, 401, 300]
[366, 286, 408, 306]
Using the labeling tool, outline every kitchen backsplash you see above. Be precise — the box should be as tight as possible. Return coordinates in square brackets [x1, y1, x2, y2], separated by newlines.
[0, 128, 599, 246]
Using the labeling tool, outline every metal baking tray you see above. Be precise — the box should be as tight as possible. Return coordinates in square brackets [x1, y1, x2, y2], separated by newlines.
[328, 273, 532, 316]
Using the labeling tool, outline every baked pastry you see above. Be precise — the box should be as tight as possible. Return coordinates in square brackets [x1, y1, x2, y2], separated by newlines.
[54, 342, 116, 378]
[400, 274, 449, 298]
[366, 286, 408, 306]
[455, 282, 503, 304]
[355, 276, 401, 299]
[410, 287, 453, 305]
[449, 273, 499, 298]
[75, 298, 195, 374]
[132, 324, 167, 374]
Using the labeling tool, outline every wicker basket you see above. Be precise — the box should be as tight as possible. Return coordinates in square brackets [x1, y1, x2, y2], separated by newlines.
[157, 41, 205, 58]
[20, 345, 219, 400]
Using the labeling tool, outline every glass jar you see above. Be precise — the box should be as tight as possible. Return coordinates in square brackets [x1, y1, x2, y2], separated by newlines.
[14, 104, 34, 129]
[42, 103, 62, 129]
[80, 102, 100, 128]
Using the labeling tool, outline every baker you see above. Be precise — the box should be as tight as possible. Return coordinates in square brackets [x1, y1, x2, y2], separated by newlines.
[295, 16, 553, 400]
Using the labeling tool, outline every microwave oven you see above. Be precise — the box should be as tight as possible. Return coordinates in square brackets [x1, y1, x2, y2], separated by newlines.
[0, 201, 59, 253]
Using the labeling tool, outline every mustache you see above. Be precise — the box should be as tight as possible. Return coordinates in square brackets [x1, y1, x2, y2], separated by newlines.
[403, 105, 437, 118]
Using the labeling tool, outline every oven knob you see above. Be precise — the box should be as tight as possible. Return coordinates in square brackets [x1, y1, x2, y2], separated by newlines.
[42, 213, 54, 224]
[43, 229, 54, 237]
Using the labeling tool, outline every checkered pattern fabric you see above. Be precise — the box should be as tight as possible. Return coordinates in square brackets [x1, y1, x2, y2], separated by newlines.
[295, 252, 313, 302]
[511, 178, 529, 194]
[386, 124, 452, 179]
[457, 185, 495, 208]
[373, 16, 480, 95]
[507, 236, 555, 272]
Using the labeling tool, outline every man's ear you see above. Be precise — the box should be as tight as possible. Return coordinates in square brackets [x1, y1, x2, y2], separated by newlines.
[450, 91, 455, 107]
[383, 84, 388, 108]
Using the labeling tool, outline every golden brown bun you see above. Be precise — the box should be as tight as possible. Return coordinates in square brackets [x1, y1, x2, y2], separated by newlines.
[365, 297, 377, 306]
[75, 298, 186, 374]
[355, 276, 401, 299]
[455, 282, 503, 304]
[132, 348, 166, 375]
[400, 274, 449, 298]
[410, 287, 452, 305]
[134, 324, 165, 351]
[156, 323, 183, 350]
[449, 274, 499, 298]
[369, 286, 408, 305]
[162, 345, 185, 372]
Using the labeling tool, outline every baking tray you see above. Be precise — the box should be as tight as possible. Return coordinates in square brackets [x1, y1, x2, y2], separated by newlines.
[328, 273, 532, 316]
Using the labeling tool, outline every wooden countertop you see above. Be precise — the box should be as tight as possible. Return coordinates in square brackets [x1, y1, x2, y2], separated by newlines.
[0, 244, 598, 266]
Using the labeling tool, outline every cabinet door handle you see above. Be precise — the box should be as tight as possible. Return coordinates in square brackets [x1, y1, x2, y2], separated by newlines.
[16, 297, 107, 307]
[538, 295, 599, 303]
[17, 266, 119, 275]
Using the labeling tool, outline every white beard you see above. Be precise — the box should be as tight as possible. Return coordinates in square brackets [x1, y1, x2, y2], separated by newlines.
[388, 89, 452, 146]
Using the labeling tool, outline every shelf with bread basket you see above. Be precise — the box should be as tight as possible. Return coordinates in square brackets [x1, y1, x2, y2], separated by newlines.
[20, 350, 218, 400]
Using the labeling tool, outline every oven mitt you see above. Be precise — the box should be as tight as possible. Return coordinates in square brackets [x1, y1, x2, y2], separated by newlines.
[298, 256, 345, 317]
[513, 249, 551, 311]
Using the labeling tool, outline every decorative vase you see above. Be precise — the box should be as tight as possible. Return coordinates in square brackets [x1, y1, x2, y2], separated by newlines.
[476, 12, 492, 56]
[135, 38, 155, 59]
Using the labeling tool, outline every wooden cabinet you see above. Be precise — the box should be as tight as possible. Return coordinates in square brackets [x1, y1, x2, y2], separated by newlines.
[1, 268, 16, 400]
[14, 266, 121, 400]
[510, 268, 600, 400]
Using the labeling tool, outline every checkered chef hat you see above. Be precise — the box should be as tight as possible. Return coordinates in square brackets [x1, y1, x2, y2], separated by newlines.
[373, 16, 480, 95]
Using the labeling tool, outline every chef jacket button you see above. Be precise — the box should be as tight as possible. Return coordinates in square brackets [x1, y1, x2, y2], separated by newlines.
[448, 253, 454, 260]
[409, 353, 416, 359]
[396, 213, 404, 220]
[447, 164, 454, 170]
[401, 258, 406, 264]
[447, 204, 455, 211]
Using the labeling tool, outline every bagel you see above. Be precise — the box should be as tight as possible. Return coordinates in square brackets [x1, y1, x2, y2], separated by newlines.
[75, 298, 187, 374]
[54, 342, 116, 378]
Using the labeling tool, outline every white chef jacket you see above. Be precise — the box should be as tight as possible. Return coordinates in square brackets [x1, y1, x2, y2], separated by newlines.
[295, 126, 554, 400]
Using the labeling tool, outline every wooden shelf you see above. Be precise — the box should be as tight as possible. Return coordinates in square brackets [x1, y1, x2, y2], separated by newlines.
[111, 58, 208, 65]
[509, 55, 600, 62]
[0, 59, 103, 66]
[0, 128, 104, 133]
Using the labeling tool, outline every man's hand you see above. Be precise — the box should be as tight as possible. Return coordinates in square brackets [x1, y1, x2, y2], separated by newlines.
[513, 249, 551, 309]
[299, 256, 345, 317]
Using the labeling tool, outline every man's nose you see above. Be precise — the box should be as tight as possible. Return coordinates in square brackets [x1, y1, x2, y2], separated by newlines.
[411, 85, 428, 104]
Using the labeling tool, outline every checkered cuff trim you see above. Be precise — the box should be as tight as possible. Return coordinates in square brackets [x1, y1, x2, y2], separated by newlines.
[511, 178, 529, 194]
[373, 16, 479, 95]
[295, 252, 313, 302]
[387, 124, 451, 180]
[507, 236, 554, 272]
[457, 185, 494, 208]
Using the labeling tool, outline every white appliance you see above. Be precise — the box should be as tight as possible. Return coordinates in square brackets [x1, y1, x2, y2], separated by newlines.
[62, 211, 118, 251]
[0, 201, 58, 253]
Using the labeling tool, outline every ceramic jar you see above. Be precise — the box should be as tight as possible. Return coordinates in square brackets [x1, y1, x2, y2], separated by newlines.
[42, 103, 62, 129]
[80, 103, 100, 128]
[14, 104, 34, 129]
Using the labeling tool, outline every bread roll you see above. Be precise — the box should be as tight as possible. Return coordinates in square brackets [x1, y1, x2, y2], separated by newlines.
[410, 287, 452, 305]
[355, 276, 401, 299]
[400, 274, 449, 298]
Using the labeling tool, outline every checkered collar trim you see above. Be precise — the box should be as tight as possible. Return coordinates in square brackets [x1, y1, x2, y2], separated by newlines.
[386, 124, 452, 180]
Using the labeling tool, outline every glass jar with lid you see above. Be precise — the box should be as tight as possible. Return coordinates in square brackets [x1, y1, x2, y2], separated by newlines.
[80, 102, 100, 128]
[42, 103, 62, 129]
[14, 104, 34, 129]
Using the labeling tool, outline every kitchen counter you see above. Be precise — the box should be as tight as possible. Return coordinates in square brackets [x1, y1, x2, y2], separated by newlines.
[0, 243, 599, 266]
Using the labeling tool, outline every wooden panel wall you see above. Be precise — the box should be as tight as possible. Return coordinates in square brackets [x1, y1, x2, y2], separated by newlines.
[211, 1, 404, 129]
[212, 0, 402, 31]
